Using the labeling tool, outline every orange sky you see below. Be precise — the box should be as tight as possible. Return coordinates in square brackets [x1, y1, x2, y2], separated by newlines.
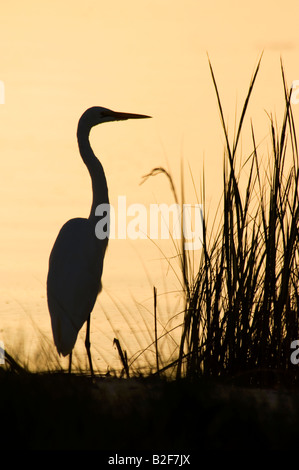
[0, 0, 299, 370]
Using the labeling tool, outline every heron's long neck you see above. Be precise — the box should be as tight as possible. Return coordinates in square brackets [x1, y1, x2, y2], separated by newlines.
[77, 119, 109, 220]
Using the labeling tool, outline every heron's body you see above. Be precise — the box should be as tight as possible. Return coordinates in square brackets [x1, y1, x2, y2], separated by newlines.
[47, 106, 150, 374]
[47, 218, 106, 356]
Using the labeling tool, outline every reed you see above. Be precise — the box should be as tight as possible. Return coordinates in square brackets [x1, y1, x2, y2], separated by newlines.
[171, 58, 299, 385]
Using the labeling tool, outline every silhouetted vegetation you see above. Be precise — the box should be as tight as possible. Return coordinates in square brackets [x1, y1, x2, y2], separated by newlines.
[144, 58, 299, 388]
[171, 58, 299, 386]
[1, 58, 299, 451]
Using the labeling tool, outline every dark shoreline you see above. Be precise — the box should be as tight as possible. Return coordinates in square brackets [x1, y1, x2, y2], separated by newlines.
[1, 370, 299, 450]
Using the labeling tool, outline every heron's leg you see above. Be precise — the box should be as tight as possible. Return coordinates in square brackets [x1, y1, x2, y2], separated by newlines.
[68, 352, 72, 374]
[85, 314, 94, 377]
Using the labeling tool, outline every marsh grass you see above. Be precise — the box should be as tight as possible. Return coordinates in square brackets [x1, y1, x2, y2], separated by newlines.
[169, 58, 299, 385]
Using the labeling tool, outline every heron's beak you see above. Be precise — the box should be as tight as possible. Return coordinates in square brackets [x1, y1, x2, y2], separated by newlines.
[111, 111, 152, 121]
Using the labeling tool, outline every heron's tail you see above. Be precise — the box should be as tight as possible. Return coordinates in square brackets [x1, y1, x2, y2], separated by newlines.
[52, 315, 79, 356]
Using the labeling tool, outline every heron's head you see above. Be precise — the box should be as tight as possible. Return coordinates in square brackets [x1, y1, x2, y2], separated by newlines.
[79, 106, 151, 129]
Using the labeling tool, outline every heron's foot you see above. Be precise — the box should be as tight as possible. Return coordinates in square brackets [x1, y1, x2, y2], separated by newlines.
[68, 352, 72, 374]
[85, 338, 94, 377]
